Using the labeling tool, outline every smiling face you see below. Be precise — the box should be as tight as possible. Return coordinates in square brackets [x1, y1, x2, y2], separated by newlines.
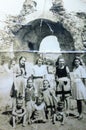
[20, 57, 26, 66]
[27, 79, 33, 88]
[43, 80, 49, 90]
[17, 99, 23, 109]
[74, 59, 80, 67]
[38, 58, 43, 66]
[58, 58, 65, 67]
[37, 93, 44, 105]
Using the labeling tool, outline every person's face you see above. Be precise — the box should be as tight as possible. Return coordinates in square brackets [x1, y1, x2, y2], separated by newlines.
[17, 100, 23, 108]
[37, 94, 43, 105]
[58, 58, 65, 67]
[20, 57, 26, 66]
[74, 59, 80, 67]
[38, 59, 43, 66]
[17, 103, 22, 108]
[27, 79, 33, 88]
[43, 80, 49, 90]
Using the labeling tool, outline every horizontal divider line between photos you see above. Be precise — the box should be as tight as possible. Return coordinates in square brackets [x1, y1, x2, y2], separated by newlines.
[0, 50, 86, 54]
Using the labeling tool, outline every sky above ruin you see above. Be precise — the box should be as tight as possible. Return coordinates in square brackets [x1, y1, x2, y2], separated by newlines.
[0, 0, 86, 29]
[0, 0, 86, 17]
[0, 0, 86, 52]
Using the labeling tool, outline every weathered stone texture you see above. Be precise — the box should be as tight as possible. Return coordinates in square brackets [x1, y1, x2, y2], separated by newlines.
[0, 0, 86, 54]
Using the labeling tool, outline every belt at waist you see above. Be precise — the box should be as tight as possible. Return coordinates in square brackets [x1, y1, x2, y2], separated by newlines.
[33, 76, 43, 79]
[56, 90, 71, 94]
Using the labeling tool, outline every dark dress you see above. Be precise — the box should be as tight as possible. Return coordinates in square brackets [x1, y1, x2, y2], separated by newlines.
[55, 65, 71, 99]
[55, 66, 68, 78]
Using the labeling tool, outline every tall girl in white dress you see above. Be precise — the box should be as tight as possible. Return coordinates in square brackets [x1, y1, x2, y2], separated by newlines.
[72, 57, 86, 119]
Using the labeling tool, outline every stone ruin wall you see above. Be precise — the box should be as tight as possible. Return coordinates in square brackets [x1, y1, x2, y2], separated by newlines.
[0, 0, 86, 62]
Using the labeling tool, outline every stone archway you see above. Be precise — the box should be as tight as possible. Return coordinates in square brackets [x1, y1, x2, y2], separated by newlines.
[14, 19, 75, 51]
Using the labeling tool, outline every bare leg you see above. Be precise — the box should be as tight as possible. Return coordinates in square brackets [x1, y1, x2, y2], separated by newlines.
[23, 114, 26, 126]
[13, 116, 16, 128]
[65, 97, 70, 116]
[52, 114, 56, 124]
[61, 113, 65, 125]
[47, 108, 51, 121]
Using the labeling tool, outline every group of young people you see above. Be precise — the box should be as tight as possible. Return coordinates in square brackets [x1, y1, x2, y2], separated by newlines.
[9, 55, 86, 128]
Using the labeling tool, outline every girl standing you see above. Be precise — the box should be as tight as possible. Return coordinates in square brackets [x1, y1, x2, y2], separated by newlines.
[55, 57, 71, 115]
[72, 57, 86, 119]
[10, 56, 27, 108]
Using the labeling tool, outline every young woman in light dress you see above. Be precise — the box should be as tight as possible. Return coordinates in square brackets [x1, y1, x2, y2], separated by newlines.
[72, 57, 86, 119]
[10, 56, 27, 108]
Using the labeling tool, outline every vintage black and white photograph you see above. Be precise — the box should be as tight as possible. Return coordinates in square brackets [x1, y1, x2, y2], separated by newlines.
[0, 0, 86, 130]
[0, 52, 86, 130]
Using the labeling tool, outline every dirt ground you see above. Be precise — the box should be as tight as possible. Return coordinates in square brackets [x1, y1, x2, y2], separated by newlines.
[0, 72, 86, 130]
[0, 107, 86, 130]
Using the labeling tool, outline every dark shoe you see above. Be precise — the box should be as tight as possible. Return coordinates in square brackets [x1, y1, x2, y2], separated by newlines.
[52, 121, 55, 124]
[65, 111, 69, 117]
[28, 121, 31, 124]
[74, 115, 79, 118]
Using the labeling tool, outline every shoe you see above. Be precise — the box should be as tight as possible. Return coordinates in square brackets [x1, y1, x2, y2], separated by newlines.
[22, 124, 26, 127]
[74, 115, 79, 118]
[52, 121, 55, 124]
[13, 126, 16, 129]
[61, 122, 64, 125]
[65, 111, 69, 117]
[78, 115, 83, 120]
[42, 119, 47, 123]
[28, 120, 32, 124]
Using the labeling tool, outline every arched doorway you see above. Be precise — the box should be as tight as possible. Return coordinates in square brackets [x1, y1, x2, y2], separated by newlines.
[39, 35, 60, 52]
[14, 19, 75, 51]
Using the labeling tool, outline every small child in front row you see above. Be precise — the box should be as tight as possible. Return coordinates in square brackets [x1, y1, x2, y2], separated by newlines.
[52, 101, 65, 125]
[31, 92, 46, 123]
[12, 94, 26, 128]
